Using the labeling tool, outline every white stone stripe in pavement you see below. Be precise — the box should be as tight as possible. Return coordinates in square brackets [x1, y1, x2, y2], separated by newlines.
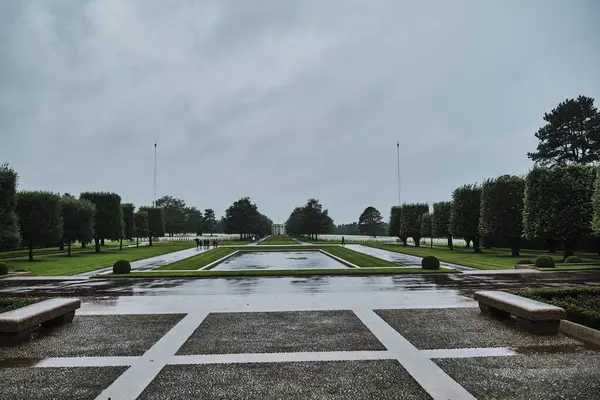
[24, 347, 519, 369]
[95, 312, 208, 400]
[353, 308, 476, 400]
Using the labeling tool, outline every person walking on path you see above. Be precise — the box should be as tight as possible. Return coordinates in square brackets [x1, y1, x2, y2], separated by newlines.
[341, 237, 345, 246]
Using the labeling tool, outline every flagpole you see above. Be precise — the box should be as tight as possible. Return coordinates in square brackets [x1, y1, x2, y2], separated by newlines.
[153, 142, 157, 208]
[396, 140, 401, 206]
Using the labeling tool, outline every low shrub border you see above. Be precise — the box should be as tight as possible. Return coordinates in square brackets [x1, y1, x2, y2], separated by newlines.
[511, 287, 600, 330]
[535, 255, 555, 268]
[0, 297, 40, 314]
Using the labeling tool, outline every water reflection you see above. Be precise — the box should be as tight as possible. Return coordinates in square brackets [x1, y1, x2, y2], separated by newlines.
[211, 251, 347, 271]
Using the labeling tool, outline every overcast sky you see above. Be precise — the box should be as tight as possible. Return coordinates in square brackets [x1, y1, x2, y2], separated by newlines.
[1, 1, 600, 224]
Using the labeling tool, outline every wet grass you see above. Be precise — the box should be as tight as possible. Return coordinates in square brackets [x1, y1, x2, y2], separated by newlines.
[3, 242, 195, 276]
[260, 235, 298, 245]
[157, 245, 399, 270]
[0, 297, 40, 313]
[513, 286, 600, 330]
[364, 243, 583, 270]
[0, 240, 137, 261]
[100, 267, 456, 278]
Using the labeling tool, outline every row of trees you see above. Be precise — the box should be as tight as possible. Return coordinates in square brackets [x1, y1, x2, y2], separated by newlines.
[154, 195, 217, 236]
[221, 197, 272, 239]
[285, 199, 334, 240]
[390, 165, 599, 259]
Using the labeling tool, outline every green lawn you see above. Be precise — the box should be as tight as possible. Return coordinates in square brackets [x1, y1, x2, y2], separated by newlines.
[158, 247, 237, 270]
[103, 267, 455, 278]
[0, 240, 137, 261]
[3, 242, 195, 276]
[158, 245, 399, 270]
[538, 264, 600, 271]
[364, 243, 584, 270]
[260, 235, 298, 245]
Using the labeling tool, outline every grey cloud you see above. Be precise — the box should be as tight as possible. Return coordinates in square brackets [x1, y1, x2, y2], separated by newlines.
[1, 0, 599, 224]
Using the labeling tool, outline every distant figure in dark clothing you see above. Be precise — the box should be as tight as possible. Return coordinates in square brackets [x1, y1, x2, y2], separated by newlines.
[341, 237, 345, 246]
[194, 238, 200, 250]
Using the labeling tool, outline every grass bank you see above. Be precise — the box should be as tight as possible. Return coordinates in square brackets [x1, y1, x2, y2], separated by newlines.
[0, 297, 40, 313]
[260, 235, 298, 245]
[513, 287, 600, 330]
[3, 242, 195, 276]
[0, 240, 137, 261]
[157, 245, 399, 270]
[364, 243, 577, 270]
[102, 267, 455, 278]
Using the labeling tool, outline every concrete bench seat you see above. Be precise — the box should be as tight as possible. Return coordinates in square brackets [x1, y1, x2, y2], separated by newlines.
[0, 298, 80, 345]
[474, 290, 566, 334]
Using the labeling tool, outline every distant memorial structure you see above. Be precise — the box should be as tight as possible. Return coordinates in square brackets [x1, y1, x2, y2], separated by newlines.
[272, 223, 286, 235]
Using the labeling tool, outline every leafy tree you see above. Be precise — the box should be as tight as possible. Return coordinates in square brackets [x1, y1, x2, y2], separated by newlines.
[139, 207, 165, 246]
[257, 213, 273, 237]
[450, 185, 482, 252]
[155, 196, 187, 236]
[432, 201, 453, 249]
[285, 207, 304, 236]
[0, 164, 21, 250]
[203, 208, 216, 234]
[80, 192, 124, 253]
[358, 206, 383, 237]
[60, 196, 94, 256]
[183, 206, 203, 235]
[16, 191, 63, 261]
[388, 206, 405, 243]
[592, 166, 600, 237]
[285, 199, 333, 240]
[336, 223, 361, 235]
[121, 203, 136, 249]
[528, 95, 600, 165]
[479, 175, 525, 256]
[420, 212, 432, 241]
[134, 211, 149, 248]
[524, 165, 595, 258]
[223, 197, 261, 240]
[400, 203, 429, 247]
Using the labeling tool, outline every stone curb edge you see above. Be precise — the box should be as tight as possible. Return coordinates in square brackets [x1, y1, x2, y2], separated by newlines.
[559, 319, 600, 346]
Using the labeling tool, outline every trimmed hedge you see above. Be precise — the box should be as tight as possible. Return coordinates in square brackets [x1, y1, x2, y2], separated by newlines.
[514, 287, 600, 330]
[113, 260, 131, 274]
[564, 256, 583, 264]
[535, 255, 555, 268]
[0, 262, 8, 275]
[422, 256, 440, 270]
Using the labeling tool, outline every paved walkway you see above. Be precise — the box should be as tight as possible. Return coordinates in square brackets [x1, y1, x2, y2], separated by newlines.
[2, 272, 599, 399]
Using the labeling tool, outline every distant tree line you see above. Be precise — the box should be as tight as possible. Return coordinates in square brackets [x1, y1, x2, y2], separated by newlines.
[388, 95, 600, 259]
[285, 199, 334, 240]
[0, 164, 274, 260]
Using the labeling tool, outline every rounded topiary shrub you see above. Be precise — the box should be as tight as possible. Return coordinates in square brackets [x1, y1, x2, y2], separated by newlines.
[421, 256, 440, 270]
[515, 259, 534, 265]
[564, 256, 583, 264]
[535, 255, 555, 268]
[113, 260, 131, 274]
[0, 262, 8, 275]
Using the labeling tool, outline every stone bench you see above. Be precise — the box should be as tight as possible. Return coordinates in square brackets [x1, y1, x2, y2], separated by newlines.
[0, 298, 81, 346]
[474, 290, 566, 334]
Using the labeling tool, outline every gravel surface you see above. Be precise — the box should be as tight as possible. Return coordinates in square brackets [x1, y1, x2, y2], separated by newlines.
[1, 314, 184, 357]
[138, 360, 431, 399]
[375, 307, 581, 349]
[177, 310, 386, 354]
[0, 366, 126, 399]
[435, 351, 600, 399]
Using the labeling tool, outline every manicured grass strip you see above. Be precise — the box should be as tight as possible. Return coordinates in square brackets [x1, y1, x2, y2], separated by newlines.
[158, 248, 237, 270]
[512, 286, 600, 330]
[0, 297, 40, 313]
[0, 241, 137, 261]
[321, 246, 398, 268]
[365, 243, 564, 270]
[4, 242, 195, 276]
[101, 267, 456, 278]
[260, 235, 298, 245]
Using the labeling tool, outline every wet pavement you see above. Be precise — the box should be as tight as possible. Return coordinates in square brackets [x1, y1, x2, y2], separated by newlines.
[1, 266, 600, 398]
